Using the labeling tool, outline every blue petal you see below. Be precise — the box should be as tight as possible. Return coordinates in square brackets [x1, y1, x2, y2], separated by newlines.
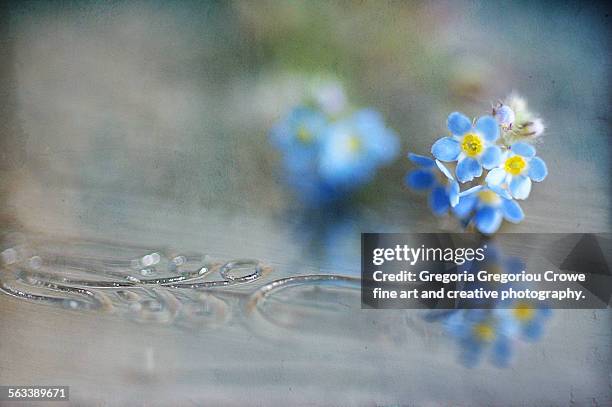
[352, 110, 399, 164]
[459, 185, 483, 197]
[352, 109, 383, 127]
[480, 145, 502, 170]
[474, 206, 503, 234]
[460, 338, 484, 367]
[492, 337, 513, 368]
[489, 184, 512, 200]
[511, 142, 536, 158]
[504, 258, 526, 275]
[443, 312, 470, 337]
[475, 116, 500, 142]
[447, 112, 472, 136]
[465, 309, 489, 322]
[509, 175, 532, 200]
[405, 169, 435, 190]
[456, 157, 482, 183]
[408, 153, 435, 168]
[485, 167, 506, 186]
[538, 307, 553, 319]
[431, 137, 461, 162]
[496, 312, 520, 336]
[449, 180, 460, 207]
[452, 193, 477, 219]
[436, 159, 454, 180]
[501, 199, 524, 223]
[528, 156, 548, 182]
[523, 321, 544, 340]
[369, 127, 400, 164]
[429, 185, 450, 216]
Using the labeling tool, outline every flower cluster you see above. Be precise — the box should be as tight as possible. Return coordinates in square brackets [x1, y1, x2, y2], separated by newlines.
[436, 304, 551, 367]
[406, 95, 548, 234]
[425, 245, 551, 367]
[271, 83, 399, 206]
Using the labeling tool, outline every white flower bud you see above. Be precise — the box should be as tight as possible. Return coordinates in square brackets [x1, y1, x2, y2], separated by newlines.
[507, 94, 527, 114]
[522, 118, 545, 137]
[313, 81, 346, 116]
[494, 105, 515, 127]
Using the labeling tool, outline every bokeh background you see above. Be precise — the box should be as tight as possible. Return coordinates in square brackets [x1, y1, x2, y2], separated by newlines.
[0, 1, 610, 405]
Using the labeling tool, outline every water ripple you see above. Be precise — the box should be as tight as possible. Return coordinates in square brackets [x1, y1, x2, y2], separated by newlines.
[0, 236, 271, 328]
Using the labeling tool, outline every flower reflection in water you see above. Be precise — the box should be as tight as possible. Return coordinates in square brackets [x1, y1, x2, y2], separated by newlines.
[425, 244, 552, 368]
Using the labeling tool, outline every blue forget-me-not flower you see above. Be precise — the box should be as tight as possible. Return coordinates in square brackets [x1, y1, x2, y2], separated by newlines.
[319, 110, 399, 187]
[485, 142, 548, 200]
[270, 106, 327, 174]
[458, 186, 525, 234]
[431, 112, 502, 183]
[271, 83, 399, 206]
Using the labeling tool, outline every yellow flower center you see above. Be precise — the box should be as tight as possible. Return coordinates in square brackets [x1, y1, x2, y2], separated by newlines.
[346, 135, 362, 153]
[473, 323, 496, 342]
[461, 133, 483, 157]
[478, 190, 501, 205]
[513, 302, 535, 322]
[296, 127, 313, 144]
[504, 155, 526, 176]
